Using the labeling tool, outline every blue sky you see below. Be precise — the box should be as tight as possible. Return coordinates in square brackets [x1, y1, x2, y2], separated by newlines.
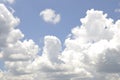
[0, 0, 120, 80]
[6, 0, 120, 46]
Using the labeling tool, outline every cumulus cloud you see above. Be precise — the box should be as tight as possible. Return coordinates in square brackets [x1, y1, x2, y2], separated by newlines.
[0, 3, 39, 79]
[1, 3, 120, 80]
[40, 9, 61, 24]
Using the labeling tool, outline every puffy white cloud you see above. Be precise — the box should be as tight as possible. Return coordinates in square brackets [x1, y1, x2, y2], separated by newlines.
[43, 36, 62, 63]
[3, 40, 39, 61]
[40, 9, 61, 24]
[59, 9, 120, 80]
[35, 9, 120, 80]
[1, 3, 120, 80]
[0, 3, 39, 79]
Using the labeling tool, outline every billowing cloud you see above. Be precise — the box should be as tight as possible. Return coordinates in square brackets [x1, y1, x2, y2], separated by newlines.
[40, 9, 61, 24]
[0, 3, 120, 80]
[0, 3, 39, 79]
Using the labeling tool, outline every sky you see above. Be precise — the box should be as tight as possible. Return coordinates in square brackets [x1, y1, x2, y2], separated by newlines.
[0, 0, 120, 80]
[5, 0, 120, 44]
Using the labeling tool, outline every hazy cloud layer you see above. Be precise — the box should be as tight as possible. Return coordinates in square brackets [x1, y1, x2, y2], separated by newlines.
[40, 9, 61, 24]
[0, 4, 120, 80]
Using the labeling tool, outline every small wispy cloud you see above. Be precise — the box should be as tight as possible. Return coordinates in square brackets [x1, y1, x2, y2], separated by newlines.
[40, 9, 61, 24]
[114, 2, 120, 13]
[3, 0, 15, 4]
[114, 8, 120, 13]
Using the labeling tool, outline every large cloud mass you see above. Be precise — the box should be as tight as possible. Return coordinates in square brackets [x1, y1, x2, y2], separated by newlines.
[0, 3, 120, 80]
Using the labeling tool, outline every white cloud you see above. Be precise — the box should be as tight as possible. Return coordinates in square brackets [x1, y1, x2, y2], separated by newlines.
[3, 0, 15, 4]
[0, 4, 20, 47]
[40, 9, 61, 24]
[1, 3, 120, 80]
[0, 3, 39, 79]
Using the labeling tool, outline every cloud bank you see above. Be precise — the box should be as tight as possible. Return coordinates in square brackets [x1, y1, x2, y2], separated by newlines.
[0, 3, 120, 80]
[40, 9, 61, 24]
